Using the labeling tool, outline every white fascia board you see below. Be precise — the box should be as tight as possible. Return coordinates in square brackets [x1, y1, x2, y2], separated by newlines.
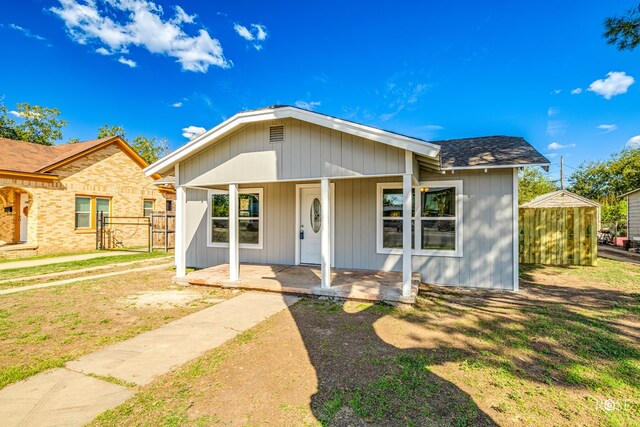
[620, 188, 640, 198]
[144, 106, 440, 176]
[442, 162, 551, 171]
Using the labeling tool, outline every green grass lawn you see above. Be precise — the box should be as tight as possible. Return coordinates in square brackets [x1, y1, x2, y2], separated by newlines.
[0, 251, 170, 282]
[90, 258, 640, 426]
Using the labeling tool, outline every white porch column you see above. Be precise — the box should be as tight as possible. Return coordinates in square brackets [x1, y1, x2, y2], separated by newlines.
[174, 165, 186, 278]
[402, 172, 413, 297]
[229, 183, 239, 282]
[320, 178, 331, 288]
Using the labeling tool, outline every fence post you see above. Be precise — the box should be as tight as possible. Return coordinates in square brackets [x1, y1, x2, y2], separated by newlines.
[164, 211, 168, 253]
[148, 213, 152, 253]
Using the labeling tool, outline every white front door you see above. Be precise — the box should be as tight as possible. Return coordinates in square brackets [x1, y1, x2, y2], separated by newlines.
[300, 187, 323, 264]
[19, 193, 28, 242]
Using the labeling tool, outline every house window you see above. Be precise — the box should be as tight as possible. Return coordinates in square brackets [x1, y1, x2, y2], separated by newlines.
[143, 199, 154, 217]
[208, 188, 263, 249]
[377, 180, 462, 257]
[75, 196, 111, 229]
[75, 197, 91, 228]
[166, 200, 173, 212]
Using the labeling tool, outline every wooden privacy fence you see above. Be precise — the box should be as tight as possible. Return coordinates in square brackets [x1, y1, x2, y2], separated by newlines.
[150, 211, 175, 252]
[519, 206, 598, 266]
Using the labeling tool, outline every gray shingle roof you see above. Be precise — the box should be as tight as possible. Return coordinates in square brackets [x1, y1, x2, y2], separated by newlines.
[433, 135, 549, 169]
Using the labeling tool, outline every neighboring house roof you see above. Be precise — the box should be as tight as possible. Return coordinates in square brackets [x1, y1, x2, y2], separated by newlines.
[154, 175, 175, 186]
[146, 105, 549, 176]
[0, 136, 159, 180]
[620, 188, 640, 198]
[520, 190, 601, 208]
[435, 136, 549, 170]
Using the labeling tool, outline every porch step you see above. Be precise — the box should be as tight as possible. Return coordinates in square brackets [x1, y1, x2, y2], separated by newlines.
[180, 264, 420, 305]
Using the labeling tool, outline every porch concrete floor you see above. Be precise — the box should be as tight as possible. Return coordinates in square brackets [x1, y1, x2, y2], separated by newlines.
[182, 264, 420, 305]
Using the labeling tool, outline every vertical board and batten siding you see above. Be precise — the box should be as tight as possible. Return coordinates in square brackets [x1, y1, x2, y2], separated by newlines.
[629, 192, 640, 239]
[518, 206, 598, 266]
[185, 183, 296, 268]
[179, 118, 406, 186]
[184, 169, 516, 290]
[412, 168, 516, 290]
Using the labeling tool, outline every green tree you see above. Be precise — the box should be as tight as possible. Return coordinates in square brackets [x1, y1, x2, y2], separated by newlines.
[97, 124, 126, 140]
[604, 4, 640, 51]
[518, 167, 557, 205]
[97, 124, 169, 164]
[0, 105, 19, 140]
[569, 147, 640, 202]
[0, 102, 67, 145]
[131, 135, 169, 164]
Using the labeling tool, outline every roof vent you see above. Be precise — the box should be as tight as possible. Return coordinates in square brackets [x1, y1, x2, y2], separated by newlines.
[269, 125, 284, 143]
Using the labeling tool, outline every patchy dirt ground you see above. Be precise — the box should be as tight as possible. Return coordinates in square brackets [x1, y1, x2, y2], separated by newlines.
[91, 258, 640, 427]
[0, 267, 237, 389]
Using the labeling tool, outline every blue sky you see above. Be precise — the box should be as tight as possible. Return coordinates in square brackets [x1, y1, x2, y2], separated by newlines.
[1, 1, 639, 183]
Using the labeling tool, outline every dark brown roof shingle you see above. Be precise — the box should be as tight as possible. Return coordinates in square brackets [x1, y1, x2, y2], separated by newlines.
[433, 135, 549, 169]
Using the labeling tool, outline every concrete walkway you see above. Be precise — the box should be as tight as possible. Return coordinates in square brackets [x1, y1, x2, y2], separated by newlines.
[0, 292, 297, 427]
[0, 262, 174, 295]
[598, 246, 640, 266]
[0, 251, 140, 271]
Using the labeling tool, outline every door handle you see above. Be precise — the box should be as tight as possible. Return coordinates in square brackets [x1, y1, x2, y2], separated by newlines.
[300, 230, 304, 240]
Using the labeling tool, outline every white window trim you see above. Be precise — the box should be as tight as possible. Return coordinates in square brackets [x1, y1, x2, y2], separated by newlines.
[207, 187, 263, 250]
[376, 180, 463, 257]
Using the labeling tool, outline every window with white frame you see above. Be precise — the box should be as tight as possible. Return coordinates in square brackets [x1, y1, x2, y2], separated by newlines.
[377, 180, 462, 257]
[208, 188, 263, 248]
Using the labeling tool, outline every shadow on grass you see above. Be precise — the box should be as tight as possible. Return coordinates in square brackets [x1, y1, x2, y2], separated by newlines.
[289, 264, 640, 425]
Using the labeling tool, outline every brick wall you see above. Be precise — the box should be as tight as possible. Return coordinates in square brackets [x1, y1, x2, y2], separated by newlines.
[0, 143, 174, 254]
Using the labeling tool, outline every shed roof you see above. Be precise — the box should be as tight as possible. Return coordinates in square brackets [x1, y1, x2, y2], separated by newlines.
[620, 188, 640, 197]
[520, 190, 601, 208]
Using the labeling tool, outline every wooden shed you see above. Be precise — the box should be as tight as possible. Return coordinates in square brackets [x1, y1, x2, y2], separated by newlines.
[519, 190, 600, 266]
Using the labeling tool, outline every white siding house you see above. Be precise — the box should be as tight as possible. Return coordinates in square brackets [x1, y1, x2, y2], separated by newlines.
[146, 106, 549, 295]
[622, 188, 640, 241]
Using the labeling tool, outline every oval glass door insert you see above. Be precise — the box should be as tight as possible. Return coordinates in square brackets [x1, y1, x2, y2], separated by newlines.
[310, 198, 322, 233]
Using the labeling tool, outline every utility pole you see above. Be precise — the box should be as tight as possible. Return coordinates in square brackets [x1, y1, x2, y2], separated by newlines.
[560, 156, 565, 190]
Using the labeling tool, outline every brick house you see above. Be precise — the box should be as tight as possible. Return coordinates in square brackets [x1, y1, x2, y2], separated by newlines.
[0, 136, 174, 257]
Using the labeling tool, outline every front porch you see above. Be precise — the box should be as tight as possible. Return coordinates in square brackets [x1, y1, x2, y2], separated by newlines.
[181, 264, 420, 305]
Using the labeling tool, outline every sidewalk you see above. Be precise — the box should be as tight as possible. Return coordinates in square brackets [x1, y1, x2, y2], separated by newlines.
[0, 251, 140, 271]
[598, 245, 640, 265]
[0, 292, 297, 427]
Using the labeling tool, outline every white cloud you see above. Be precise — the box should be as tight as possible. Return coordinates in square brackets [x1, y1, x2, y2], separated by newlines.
[588, 71, 635, 100]
[547, 142, 576, 150]
[50, 0, 230, 72]
[627, 135, 640, 148]
[379, 80, 427, 121]
[172, 102, 183, 108]
[95, 46, 111, 55]
[422, 125, 444, 130]
[182, 125, 206, 139]
[118, 56, 137, 67]
[294, 100, 321, 111]
[547, 107, 558, 117]
[552, 89, 561, 94]
[252, 24, 267, 41]
[233, 24, 253, 41]
[597, 124, 618, 133]
[4, 23, 51, 46]
[545, 153, 558, 159]
[571, 88, 582, 95]
[234, 22, 268, 50]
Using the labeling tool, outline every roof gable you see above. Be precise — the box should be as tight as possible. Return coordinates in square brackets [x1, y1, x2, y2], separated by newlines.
[145, 105, 441, 176]
[0, 136, 156, 179]
[521, 190, 601, 208]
